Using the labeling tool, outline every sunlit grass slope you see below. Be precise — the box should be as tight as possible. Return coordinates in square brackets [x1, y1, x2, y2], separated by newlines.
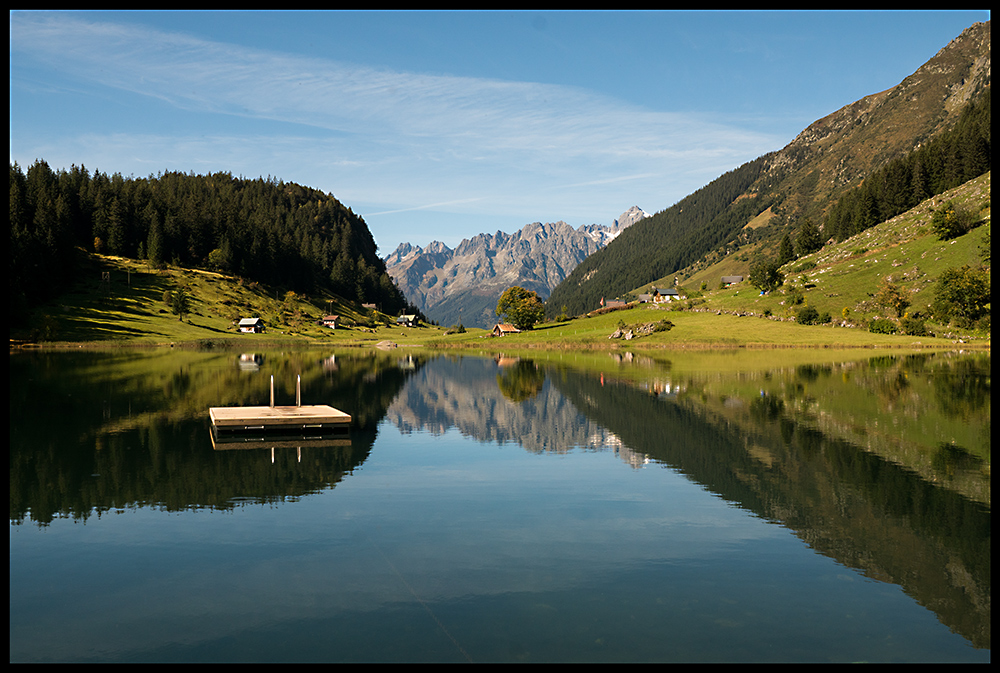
[13, 253, 407, 346]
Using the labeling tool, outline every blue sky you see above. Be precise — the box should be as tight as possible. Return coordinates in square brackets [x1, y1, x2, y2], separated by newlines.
[9, 10, 990, 255]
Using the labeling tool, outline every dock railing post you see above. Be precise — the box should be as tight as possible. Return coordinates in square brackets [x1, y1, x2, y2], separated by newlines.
[270, 375, 274, 408]
[296, 375, 301, 407]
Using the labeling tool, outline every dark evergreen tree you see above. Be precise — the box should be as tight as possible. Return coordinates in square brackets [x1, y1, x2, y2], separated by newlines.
[777, 233, 796, 266]
[795, 218, 823, 256]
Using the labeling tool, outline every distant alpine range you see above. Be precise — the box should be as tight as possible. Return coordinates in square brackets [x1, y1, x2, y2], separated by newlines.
[384, 206, 650, 328]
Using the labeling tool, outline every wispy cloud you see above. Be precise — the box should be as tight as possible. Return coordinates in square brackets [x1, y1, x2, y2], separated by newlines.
[367, 197, 486, 217]
[10, 13, 784, 244]
[12, 13, 777, 152]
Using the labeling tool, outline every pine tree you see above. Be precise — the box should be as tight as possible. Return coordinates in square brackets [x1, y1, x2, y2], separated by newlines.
[795, 218, 823, 256]
[777, 233, 796, 266]
[147, 213, 165, 267]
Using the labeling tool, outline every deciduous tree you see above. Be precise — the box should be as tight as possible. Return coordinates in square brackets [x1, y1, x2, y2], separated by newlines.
[748, 259, 784, 294]
[496, 286, 545, 330]
[873, 278, 911, 318]
[932, 265, 990, 326]
[931, 200, 978, 240]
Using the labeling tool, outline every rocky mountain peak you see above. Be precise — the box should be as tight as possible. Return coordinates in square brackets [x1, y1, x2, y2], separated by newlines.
[614, 206, 651, 229]
[384, 209, 646, 327]
[424, 240, 452, 255]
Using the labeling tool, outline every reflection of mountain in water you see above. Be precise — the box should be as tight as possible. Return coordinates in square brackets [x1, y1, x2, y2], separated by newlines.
[385, 355, 649, 468]
[548, 359, 990, 651]
[9, 350, 420, 525]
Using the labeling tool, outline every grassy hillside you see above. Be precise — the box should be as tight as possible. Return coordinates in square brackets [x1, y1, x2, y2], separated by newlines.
[10, 164, 412, 329]
[420, 306, 965, 350]
[10, 252, 407, 346]
[641, 172, 990, 339]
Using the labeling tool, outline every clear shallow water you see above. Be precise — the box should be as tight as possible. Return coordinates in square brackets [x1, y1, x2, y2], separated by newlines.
[9, 349, 991, 662]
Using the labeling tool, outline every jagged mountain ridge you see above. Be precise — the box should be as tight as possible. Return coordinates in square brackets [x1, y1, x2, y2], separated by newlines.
[385, 206, 649, 327]
[545, 20, 990, 318]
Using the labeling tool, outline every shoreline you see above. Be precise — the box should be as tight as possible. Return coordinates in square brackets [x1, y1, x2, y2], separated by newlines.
[10, 337, 991, 352]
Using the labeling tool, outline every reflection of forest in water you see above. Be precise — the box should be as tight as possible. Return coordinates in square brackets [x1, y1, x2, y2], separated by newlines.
[678, 352, 990, 506]
[545, 351, 990, 651]
[9, 349, 422, 525]
[386, 349, 991, 650]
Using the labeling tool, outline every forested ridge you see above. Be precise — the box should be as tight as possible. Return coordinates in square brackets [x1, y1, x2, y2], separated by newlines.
[547, 86, 990, 320]
[823, 88, 991, 242]
[546, 153, 784, 318]
[10, 163, 412, 325]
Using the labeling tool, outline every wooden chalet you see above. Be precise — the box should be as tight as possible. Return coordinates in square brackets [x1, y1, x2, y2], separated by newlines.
[492, 323, 521, 337]
[238, 317, 265, 333]
[651, 288, 679, 303]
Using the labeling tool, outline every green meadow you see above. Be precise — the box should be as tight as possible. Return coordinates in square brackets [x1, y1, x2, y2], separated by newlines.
[12, 254, 988, 352]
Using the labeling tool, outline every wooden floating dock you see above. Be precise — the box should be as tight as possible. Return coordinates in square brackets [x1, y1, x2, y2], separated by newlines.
[209, 405, 351, 435]
[209, 374, 351, 438]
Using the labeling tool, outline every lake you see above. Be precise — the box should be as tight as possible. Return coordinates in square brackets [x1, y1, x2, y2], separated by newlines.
[9, 347, 990, 662]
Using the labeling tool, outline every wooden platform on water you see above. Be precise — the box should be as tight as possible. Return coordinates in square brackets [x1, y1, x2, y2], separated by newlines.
[209, 405, 351, 436]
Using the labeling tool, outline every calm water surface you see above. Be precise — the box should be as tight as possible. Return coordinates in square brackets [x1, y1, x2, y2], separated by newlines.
[9, 348, 990, 662]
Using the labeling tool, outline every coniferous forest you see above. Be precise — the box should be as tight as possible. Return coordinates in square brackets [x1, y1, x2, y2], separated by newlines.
[823, 88, 991, 242]
[545, 153, 783, 319]
[9, 164, 412, 326]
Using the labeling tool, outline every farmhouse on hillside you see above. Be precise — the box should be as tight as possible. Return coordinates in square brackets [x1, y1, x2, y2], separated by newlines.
[492, 323, 521, 337]
[238, 317, 265, 333]
[397, 314, 419, 327]
[721, 275, 744, 287]
[322, 315, 340, 329]
[651, 287, 679, 303]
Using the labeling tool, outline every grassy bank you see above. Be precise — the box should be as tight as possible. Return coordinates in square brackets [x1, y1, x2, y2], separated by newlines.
[11, 252, 395, 348]
[11, 261, 988, 352]
[412, 304, 986, 351]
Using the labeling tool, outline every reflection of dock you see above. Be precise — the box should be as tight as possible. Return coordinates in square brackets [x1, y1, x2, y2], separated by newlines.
[209, 429, 351, 453]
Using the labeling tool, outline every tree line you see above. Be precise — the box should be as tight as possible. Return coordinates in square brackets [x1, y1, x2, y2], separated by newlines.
[10, 162, 413, 324]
